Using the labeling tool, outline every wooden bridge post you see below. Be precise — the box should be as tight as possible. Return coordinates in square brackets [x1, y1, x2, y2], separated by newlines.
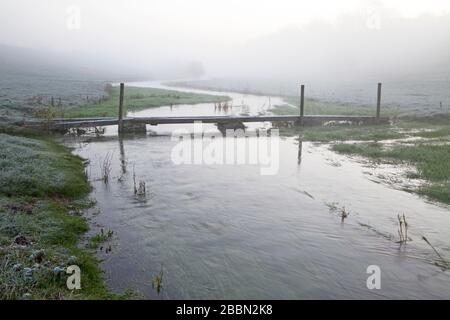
[300, 84, 305, 125]
[118, 83, 124, 133]
[376, 82, 382, 120]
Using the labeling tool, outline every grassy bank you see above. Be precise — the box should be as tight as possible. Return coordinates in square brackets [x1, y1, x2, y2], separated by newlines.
[332, 142, 450, 204]
[64, 85, 230, 118]
[0, 128, 114, 299]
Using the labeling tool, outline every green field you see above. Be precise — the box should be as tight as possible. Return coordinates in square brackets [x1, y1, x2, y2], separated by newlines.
[64, 85, 230, 118]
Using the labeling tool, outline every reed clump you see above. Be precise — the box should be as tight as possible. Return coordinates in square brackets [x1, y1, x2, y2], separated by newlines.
[133, 166, 146, 197]
[422, 236, 449, 270]
[397, 214, 408, 244]
[100, 152, 113, 184]
[152, 267, 164, 295]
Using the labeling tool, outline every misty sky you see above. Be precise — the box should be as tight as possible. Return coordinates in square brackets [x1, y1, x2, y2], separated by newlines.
[1, 0, 449, 80]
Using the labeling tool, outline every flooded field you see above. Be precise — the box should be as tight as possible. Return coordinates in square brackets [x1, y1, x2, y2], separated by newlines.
[66, 82, 450, 299]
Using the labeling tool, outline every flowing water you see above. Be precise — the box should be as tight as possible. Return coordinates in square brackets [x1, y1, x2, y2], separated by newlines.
[65, 81, 450, 299]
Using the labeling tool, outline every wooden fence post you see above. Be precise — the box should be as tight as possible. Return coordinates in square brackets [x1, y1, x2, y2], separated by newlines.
[376, 82, 382, 119]
[300, 84, 305, 125]
[118, 83, 124, 133]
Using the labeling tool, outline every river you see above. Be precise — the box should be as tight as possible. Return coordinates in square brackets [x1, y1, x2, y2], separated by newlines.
[65, 81, 450, 299]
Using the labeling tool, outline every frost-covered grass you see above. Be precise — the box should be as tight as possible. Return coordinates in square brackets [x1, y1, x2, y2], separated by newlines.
[0, 73, 108, 119]
[0, 134, 89, 197]
[0, 132, 116, 299]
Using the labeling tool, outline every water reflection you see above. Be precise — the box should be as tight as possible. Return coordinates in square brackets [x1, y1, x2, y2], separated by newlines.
[298, 135, 303, 165]
[118, 136, 126, 175]
[214, 101, 233, 114]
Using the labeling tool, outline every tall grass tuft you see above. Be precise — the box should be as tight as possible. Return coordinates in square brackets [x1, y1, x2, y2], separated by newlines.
[397, 214, 408, 244]
[133, 165, 146, 196]
[100, 152, 113, 184]
[422, 236, 449, 269]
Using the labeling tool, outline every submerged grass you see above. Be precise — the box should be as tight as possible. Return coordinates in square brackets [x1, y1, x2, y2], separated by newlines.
[422, 236, 450, 270]
[274, 122, 407, 141]
[0, 130, 115, 299]
[271, 111, 449, 143]
[303, 125, 405, 142]
[332, 142, 450, 204]
[64, 86, 230, 118]
[270, 112, 450, 205]
[88, 229, 114, 249]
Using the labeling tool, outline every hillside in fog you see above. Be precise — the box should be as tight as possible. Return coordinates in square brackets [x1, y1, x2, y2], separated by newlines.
[0, 43, 153, 80]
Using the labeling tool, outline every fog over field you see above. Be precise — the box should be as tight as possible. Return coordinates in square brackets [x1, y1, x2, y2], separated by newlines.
[1, 0, 449, 83]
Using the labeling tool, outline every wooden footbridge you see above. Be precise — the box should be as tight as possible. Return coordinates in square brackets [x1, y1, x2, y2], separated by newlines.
[27, 83, 389, 132]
